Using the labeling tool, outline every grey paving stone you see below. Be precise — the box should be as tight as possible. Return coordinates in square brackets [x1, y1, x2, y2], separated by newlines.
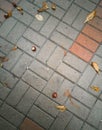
[78, 65, 96, 90]
[17, 87, 39, 114]
[50, 0, 73, 10]
[13, 10, 34, 26]
[28, 105, 54, 129]
[99, 94, 102, 100]
[3, 49, 23, 71]
[7, 22, 27, 44]
[29, 60, 53, 80]
[74, 0, 96, 11]
[82, 123, 97, 130]
[96, 45, 102, 57]
[49, 111, 73, 130]
[6, 80, 29, 106]
[0, 68, 18, 88]
[72, 86, 96, 108]
[57, 22, 79, 40]
[72, 9, 88, 31]
[0, 17, 17, 37]
[0, 0, 13, 11]
[35, 94, 59, 117]
[22, 70, 46, 91]
[63, 4, 80, 25]
[17, 37, 39, 57]
[47, 2, 65, 19]
[87, 100, 102, 128]
[99, 121, 102, 130]
[0, 82, 10, 100]
[0, 37, 13, 55]
[0, 117, 17, 130]
[50, 31, 73, 49]
[0, 10, 5, 23]
[47, 46, 64, 69]
[89, 0, 100, 4]
[65, 116, 83, 130]
[11, 53, 33, 77]
[36, 40, 56, 63]
[40, 16, 59, 38]
[63, 52, 87, 72]
[0, 103, 24, 127]
[57, 62, 81, 82]
[0, 99, 2, 106]
[43, 73, 64, 98]
[53, 79, 74, 104]
[30, 12, 50, 31]
[23, 28, 46, 47]
[65, 98, 90, 120]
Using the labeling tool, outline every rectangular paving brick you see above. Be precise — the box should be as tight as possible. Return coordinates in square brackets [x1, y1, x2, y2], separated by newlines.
[7, 22, 27, 44]
[82, 123, 96, 130]
[29, 60, 53, 80]
[65, 116, 83, 130]
[76, 33, 99, 52]
[11, 53, 33, 77]
[57, 62, 80, 82]
[0, 0, 13, 11]
[87, 100, 102, 128]
[23, 28, 46, 47]
[20, 118, 44, 130]
[0, 117, 17, 130]
[0, 68, 18, 88]
[74, 0, 96, 11]
[72, 86, 96, 108]
[63, 52, 87, 72]
[65, 98, 90, 120]
[49, 111, 73, 130]
[0, 18, 17, 37]
[90, 0, 100, 4]
[17, 87, 39, 114]
[82, 24, 102, 43]
[6, 80, 29, 106]
[78, 65, 96, 90]
[47, 46, 64, 69]
[63, 4, 80, 25]
[50, 31, 73, 49]
[40, 16, 59, 38]
[35, 94, 59, 117]
[0, 103, 24, 127]
[57, 22, 79, 40]
[28, 105, 54, 129]
[69, 43, 93, 62]
[36, 40, 56, 63]
[96, 45, 102, 57]
[0, 10, 5, 23]
[22, 70, 46, 91]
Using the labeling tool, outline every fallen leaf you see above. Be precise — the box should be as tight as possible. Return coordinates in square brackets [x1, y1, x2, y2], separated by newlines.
[51, 3, 56, 10]
[84, 10, 96, 23]
[11, 46, 18, 51]
[4, 11, 12, 19]
[37, 2, 49, 12]
[0, 56, 9, 62]
[56, 105, 66, 112]
[35, 14, 44, 21]
[91, 62, 100, 74]
[90, 86, 100, 92]
[17, 6, 23, 15]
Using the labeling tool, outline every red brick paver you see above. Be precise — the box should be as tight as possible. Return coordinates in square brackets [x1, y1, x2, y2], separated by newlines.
[20, 118, 44, 130]
[69, 43, 93, 62]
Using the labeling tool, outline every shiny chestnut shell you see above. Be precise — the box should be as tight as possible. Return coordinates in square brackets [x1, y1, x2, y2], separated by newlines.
[32, 46, 36, 51]
[52, 92, 57, 98]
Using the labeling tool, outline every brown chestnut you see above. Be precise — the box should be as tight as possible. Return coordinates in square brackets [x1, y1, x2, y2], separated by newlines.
[52, 92, 57, 98]
[32, 46, 36, 51]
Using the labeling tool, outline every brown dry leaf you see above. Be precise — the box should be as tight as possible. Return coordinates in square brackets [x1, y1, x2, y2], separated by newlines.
[4, 11, 12, 19]
[37, 2, 49, 12]
[51, 3, 56, 10]
[91, 62, 100, 74]
[56, 105, 67, 112]
[0, 56, 9, 62]
[84, 10, 96, 23]
[90, 86, 100, 92]
[17, 6, 23, 15]
[11, 46, 18, 51]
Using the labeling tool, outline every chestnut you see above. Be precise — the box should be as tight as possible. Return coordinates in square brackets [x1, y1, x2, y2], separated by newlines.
[32, 46, 36, 51]
[52, 92, 57, 98]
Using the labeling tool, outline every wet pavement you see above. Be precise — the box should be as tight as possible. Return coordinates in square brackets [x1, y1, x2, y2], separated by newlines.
[0, 0, 102, 130]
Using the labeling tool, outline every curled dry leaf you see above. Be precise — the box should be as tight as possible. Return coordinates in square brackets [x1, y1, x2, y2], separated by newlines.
[4, 11, 12, 19]
[11, 46, 18, 51]
[91, 62, 100, 74]
[56, 105, 66, 112]
[35, 14, 44, 21]
[84, 10, 96, 23]
[51, 3, 56, 10]
[37, 2, 49, 12]
[0, 56, 9, 62]
[17, 6, 23, 15]
[90, 86, 100, 92]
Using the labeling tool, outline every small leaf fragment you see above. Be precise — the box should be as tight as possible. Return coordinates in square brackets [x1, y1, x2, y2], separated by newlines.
[4, 11, 12, 19]
[56, 105, 66, 112]
[84, 10, 96, 23]
[11, 46, 18, 51]
[0, 56, 9, 62]
[91, 62, 100, 74]
[17, 6, 23, 15]
[51, 3, 56, 10]
[35, 14, 44, 21]
[37, 2, 49, 12]
[90, 86, 100, 92]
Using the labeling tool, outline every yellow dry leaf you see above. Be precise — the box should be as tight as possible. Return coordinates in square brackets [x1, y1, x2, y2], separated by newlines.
[91, 62, 100, 74]
[56, 105, 66, 112]
[37, 2, 49, 12]
[90, 86, 100, 92]
[84, 10, 96, 23]
[11, 46, 18, 51]
[51, 3, 56, 10]
[4, 11, 12, 19]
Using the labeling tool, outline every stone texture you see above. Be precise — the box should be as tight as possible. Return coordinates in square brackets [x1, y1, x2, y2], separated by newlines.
[82, 123, 97, 130]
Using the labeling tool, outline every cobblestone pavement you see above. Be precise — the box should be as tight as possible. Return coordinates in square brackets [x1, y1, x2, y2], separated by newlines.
[0, 0, 102, 130]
